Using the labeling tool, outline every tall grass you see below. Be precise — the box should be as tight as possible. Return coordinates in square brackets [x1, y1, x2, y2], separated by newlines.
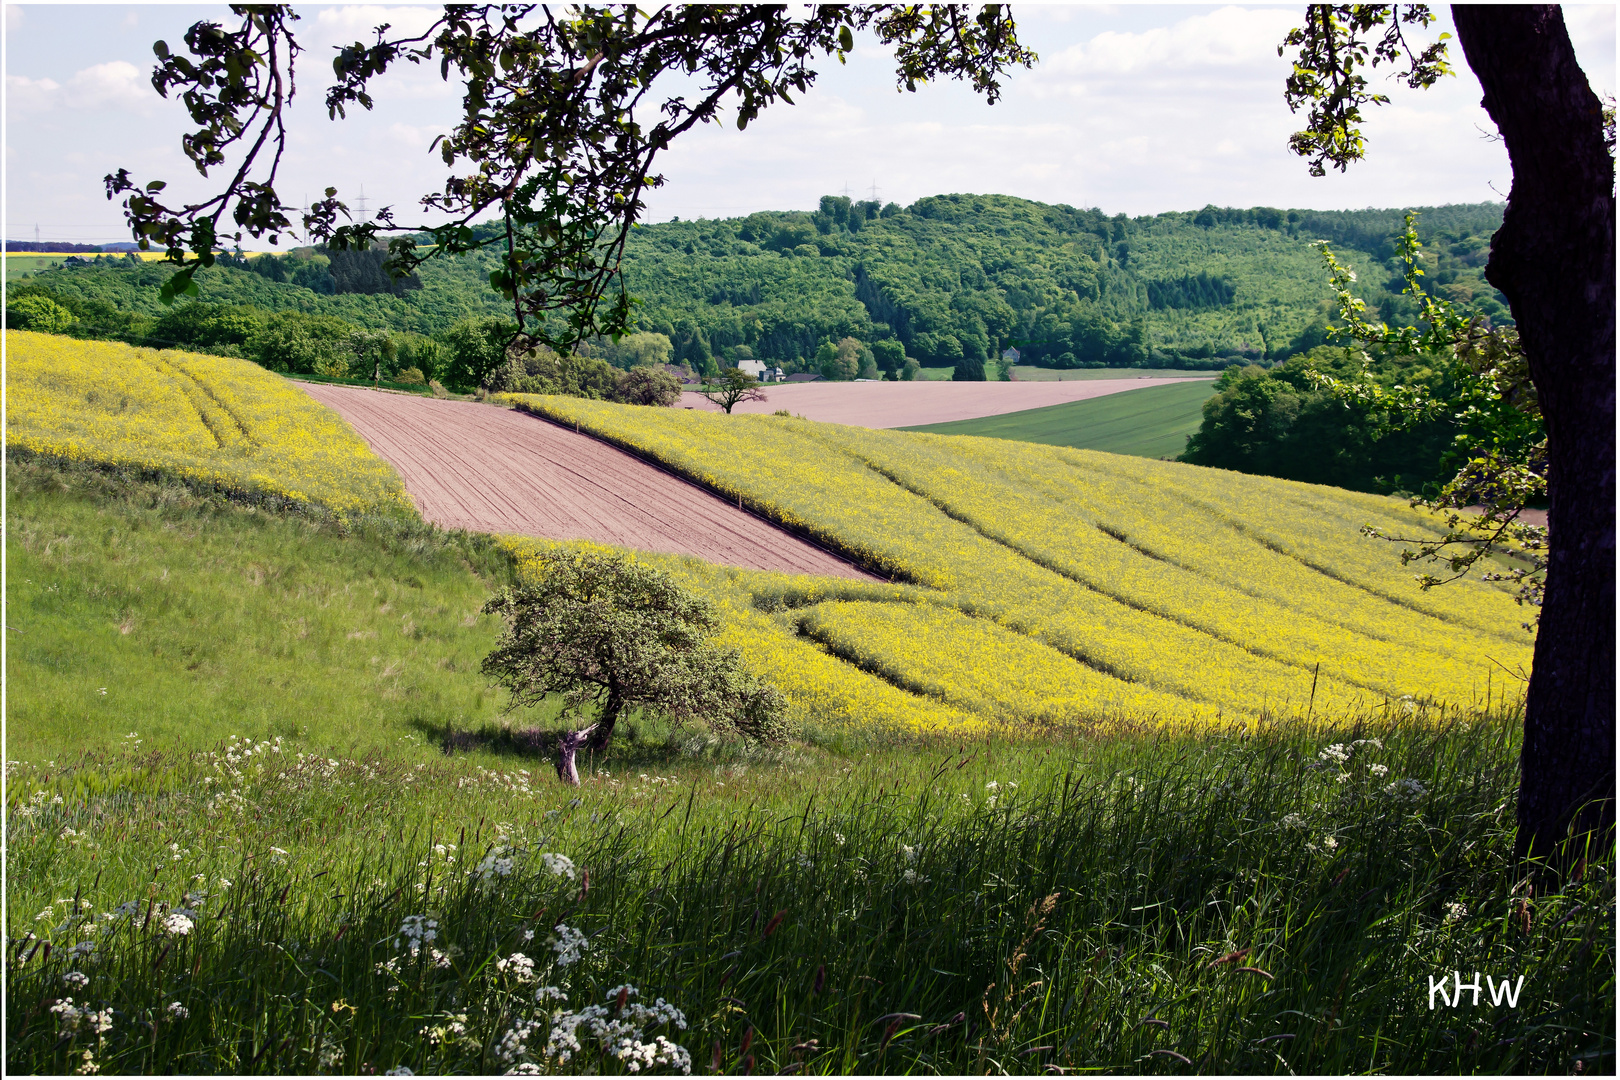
[5, 455, 529, 762]
[9, 713, 1612, 1074]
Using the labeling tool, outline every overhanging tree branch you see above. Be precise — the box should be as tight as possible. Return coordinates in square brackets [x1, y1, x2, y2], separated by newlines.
[107, 4, 1035, 356]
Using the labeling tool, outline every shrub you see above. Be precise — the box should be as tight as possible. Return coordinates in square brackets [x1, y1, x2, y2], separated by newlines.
[615, 367, 683, 407]
[6, 294, 77, 333]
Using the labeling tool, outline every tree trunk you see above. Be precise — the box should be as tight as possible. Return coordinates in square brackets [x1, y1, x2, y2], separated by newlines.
[584, 689, 622, 753]
[1452, 6, 1616, 863]
[555, 723, 599, 786]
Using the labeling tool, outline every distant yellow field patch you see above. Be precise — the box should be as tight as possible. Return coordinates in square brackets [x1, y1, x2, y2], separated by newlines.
[5, 331, 413, 515]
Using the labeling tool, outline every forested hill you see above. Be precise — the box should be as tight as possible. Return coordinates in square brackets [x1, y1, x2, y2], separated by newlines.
[17, 195, 1506, 372]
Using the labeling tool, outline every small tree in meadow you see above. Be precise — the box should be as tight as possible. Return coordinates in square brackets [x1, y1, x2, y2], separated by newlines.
[699, 366, 767, 413]
[481, 550, 787, 784]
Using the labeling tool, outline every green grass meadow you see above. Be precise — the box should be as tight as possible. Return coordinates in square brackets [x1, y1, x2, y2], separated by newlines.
[6, 459, 1613, 1075]
[899, 379, 1217, 459]
[5, 458, 528, 764]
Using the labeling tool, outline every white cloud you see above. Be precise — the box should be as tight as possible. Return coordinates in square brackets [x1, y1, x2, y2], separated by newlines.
[64, 61, 155, 111]
[309, 5, 445, 45]
[1027, 6, 1297, 93]
[6, 74, 62, 113]
[8, 61, 156, 113]
[1563, 4, 1616, 94]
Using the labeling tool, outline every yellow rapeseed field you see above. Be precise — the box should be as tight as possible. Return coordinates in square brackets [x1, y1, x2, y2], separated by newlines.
[499, 537, 995, 738]
[6, 331, 412, 515]
[510, 394, 1535, 735]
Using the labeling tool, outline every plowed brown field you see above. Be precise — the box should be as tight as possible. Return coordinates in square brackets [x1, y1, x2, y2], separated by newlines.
[302, 383, 877, 580]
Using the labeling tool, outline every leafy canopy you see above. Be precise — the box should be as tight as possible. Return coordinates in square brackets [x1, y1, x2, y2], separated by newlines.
[1307, 216, 1546, 626]
[107, 4, 1034, 353]
[480, 549, 786, 744]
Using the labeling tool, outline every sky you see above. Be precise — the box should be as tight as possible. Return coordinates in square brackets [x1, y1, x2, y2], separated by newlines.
[3, 3, 1615, 247]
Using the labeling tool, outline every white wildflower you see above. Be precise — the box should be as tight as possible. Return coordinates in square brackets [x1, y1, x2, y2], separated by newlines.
[833, 832, 845, 846]
[535, 985, 567, 1003]
[62, 971, 90, 990]
[161, 913, 194, 936]
[1281, 813, 1308, 830]
[902, 868, 928, 885]
[383, 1068, 415, 1076]
[1443, 901, 1468, 924]
[1384, 777, 1428, 803]
[318, 1032, 345, 1068]
[52, 997, 85, 1033]
[474, 846, 517, 889]
[1318, 743, 1351, 765]
[166, 1002, 189, 1020]
[424, 1013, 468, 1045]
[496, 952, 537, 984]
[496, 1017, 546, 1064]
[394, 915, 439, 954]
[551, 924, 589, 967]
[539, 852, 577, 880]
[900, 844, 918, 863]
[985, 780, 999, 791]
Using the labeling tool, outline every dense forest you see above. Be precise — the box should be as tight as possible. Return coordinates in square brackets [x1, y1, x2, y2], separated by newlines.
[9, 194, 1507, 383]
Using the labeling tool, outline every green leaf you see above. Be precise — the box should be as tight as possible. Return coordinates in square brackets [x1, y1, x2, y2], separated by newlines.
[839, 26, 854, 52]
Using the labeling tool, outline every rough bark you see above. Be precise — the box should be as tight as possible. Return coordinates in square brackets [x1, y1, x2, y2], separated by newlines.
[555, 723, 600, 786]
[584, 688, 622, 753]
[1452, 6, 1616, 862]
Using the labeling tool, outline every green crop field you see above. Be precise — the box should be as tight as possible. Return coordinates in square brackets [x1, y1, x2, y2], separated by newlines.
[899, 378, 1218, 458]
[1005, 366, 1218, 381]
[7, 349, 1609, 1076]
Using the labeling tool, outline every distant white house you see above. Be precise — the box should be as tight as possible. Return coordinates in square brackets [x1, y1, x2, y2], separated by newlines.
[1002, 346, 1021, 365]
[737, 359, 785, 382]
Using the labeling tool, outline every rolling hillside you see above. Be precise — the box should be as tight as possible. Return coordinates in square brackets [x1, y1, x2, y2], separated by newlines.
[13, 196, 1508, 375]
[6, 334, 1533, 747]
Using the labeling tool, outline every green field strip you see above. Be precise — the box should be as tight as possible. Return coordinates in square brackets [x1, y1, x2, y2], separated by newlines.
[897, 379, 1217, 458]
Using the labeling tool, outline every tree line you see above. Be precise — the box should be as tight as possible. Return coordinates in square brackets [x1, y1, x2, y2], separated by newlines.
[13, 194, 1509, 385]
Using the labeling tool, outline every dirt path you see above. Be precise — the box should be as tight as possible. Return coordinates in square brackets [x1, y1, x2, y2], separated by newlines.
[678, 377, 1213, 427]
[302, 383, 877, 580]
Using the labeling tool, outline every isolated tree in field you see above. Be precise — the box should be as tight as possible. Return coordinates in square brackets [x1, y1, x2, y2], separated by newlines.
[481, 550, 786, 785]
[1281, 4, 1614, 861]
[700, 366, 768, 414]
